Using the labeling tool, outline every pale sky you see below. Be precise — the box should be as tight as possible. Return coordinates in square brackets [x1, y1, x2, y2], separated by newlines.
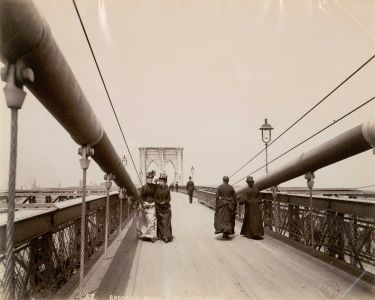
[1, 0, 375, 190]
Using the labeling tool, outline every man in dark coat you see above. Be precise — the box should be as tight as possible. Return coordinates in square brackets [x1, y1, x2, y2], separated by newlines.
[186, 176, 195, 204]
[239, 176, 264, 239]
[214, 176, 237, 239]
[175, 181, 179, 192]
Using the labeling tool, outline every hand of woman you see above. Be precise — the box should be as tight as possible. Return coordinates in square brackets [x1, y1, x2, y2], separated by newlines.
[139, 200, 145, 209]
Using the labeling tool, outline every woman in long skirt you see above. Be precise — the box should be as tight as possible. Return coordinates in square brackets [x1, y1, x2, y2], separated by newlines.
[137, 171, 157, 242]
[239, 176, 264, 239]
[155, 173, 173, 243]
[214, 176, 237, 239]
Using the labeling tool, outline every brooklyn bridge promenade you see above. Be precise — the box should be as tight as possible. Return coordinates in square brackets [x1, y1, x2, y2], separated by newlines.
[1, 0, 375, 299]
[54, 192, 375, 300]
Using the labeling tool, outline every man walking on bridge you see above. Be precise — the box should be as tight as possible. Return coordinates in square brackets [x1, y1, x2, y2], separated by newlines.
[186, 176, 195, 203]
[214, 176, 237, 239]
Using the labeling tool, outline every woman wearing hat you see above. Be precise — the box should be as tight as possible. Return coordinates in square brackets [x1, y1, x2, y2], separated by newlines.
[155, 172, 173, 243]
[239, 176, 264, 239]
[137, 170, 158, 242]
[214, 176, 237, 239]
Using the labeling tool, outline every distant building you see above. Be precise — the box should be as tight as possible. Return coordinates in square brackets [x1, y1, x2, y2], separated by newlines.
[32, 179, 38, 190]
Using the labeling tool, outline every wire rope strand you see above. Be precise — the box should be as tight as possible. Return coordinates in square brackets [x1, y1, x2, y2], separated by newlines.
[229, 54, 375, 179]
[72, 0, 142, 185]
[233, 96, 375, 185]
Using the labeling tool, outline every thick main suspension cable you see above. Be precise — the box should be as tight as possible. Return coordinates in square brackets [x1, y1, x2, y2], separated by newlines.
[233, 95, 375, 185]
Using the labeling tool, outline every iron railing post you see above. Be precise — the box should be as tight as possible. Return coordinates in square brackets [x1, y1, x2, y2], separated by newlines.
[1, 61, 33, 299]
[78, 145, 94, 299]
[104, 173, 115, 260]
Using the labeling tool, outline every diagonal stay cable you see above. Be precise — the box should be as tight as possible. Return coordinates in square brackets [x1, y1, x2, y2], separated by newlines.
[229, 54, 375, 179]
[355, 184, 375, 190]
[72, 0, 142, 185]
[233, 95, 375, 185]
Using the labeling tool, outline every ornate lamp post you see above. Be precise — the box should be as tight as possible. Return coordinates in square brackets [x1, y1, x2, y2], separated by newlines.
[191, 166, 194, 180]
[259, 118, 274, 174]
[121, 155, 127, 167]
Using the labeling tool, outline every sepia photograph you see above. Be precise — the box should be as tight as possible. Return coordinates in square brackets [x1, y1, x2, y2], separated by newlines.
[0, 0, 375, 299]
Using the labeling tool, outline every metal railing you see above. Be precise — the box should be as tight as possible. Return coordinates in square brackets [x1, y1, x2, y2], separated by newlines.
[0, 189, 109, 204]
[0, 193, 137, 298]
[0, 0, 141, 298]
[179, 186, 375, 274]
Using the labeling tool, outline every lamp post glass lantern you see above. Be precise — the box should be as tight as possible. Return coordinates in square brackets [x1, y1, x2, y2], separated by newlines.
[259, 118, 274, 173]
[122, 155, 127, 166]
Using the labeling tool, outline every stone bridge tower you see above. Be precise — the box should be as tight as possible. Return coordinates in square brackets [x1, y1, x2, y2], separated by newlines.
[139, 147, 184, 184]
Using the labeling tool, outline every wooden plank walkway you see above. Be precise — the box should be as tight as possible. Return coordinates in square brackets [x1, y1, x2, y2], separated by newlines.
[57, 193, 375, 300]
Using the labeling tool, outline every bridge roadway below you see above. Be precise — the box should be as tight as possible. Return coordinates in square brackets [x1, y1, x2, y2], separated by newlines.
[56, 192, 375, 300]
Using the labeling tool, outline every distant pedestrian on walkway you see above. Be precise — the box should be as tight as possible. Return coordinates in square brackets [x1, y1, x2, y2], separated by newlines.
[214, 176, 237, 239]
[175, 181, 179, 192]
[239, 176, 264, 239]
[186, 176, 195, 204]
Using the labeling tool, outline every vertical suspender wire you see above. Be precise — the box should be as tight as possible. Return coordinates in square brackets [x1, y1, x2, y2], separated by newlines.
[305, 172, 315, 253]
[105, 180, 109, 260]
[309, 186, 314, 250]
[104, 174, 113, 260]
[79, 165, 87, 299]
[78, 146, 91, 299]
[4, 108, 18, 299]
[3, 62, 31, 299]
[72, 0, 142, 186]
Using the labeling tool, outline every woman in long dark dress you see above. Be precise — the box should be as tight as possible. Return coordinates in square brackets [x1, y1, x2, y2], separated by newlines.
[239, 176, 264, 239]
[137, 171, 157, 242]
[214, 176, 237, 239]
[155, 173, 173, 243]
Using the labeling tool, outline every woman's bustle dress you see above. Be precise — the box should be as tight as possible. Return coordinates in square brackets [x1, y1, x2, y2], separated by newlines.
[214, 183, 237, 235]
[137, 183, 157, 240]
[239, 186, 264, 239]
[155, 185, 173, 240]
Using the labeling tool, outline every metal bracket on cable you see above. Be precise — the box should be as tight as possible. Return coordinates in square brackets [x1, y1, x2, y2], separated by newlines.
[78, 145, 94, 299]
[304, 171, 316, 255]
[104, 173, 115, 260]
[2, 61, 34, 108]
[1, 60, 34, 300]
